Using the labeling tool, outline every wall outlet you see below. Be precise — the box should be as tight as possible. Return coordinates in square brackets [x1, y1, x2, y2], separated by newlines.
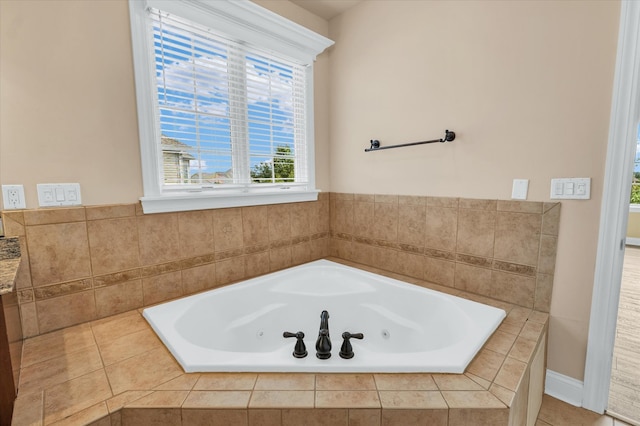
[2, 185, 26, 209]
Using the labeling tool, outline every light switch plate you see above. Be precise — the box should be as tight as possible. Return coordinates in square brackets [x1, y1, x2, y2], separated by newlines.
[550, 178, 591, 200]
[511, 179, 529, 200]
[37, 183, 82, 207]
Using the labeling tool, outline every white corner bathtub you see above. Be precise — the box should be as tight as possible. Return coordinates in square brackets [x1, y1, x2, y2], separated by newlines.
[143, 260, 506, 373]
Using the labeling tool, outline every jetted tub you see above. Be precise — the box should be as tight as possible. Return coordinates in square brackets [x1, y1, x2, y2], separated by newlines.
[143, 260, 506, 373]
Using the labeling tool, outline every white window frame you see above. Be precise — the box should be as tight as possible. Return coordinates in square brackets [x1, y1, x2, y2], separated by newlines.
[128, 0, 333, 213]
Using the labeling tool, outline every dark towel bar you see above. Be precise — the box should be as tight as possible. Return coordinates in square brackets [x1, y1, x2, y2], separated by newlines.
[365, 130, 455, 152]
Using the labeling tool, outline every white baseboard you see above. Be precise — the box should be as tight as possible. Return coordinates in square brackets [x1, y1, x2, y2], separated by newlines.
[545, 369, 584, 407]
[626, 237, 640, 246]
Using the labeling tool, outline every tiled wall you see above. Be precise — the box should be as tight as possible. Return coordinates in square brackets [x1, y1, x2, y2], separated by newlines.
[1, 194, 330, 338]
[329, 194, 559, 313]
[1, 193, 559, 339]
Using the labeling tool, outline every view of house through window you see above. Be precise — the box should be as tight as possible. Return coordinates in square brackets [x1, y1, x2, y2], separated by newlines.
[153, 9, 306, 188]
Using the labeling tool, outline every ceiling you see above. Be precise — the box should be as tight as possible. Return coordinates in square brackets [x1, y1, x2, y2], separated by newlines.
[289, 0, 363, 20]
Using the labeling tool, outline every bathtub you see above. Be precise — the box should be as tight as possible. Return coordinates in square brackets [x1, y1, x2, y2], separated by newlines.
[143, 260, 506, 373]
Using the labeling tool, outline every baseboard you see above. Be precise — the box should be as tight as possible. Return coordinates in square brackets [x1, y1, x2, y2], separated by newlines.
[545, 369, 584, 407]
[626, 237, 640, 246]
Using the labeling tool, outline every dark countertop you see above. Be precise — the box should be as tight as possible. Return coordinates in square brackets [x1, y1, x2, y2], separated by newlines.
[0, 237, 20, 295]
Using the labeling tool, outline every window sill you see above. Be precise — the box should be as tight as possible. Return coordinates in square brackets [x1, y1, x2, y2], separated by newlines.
[630, 204, 640, 213]
[140, 189, 320, 214]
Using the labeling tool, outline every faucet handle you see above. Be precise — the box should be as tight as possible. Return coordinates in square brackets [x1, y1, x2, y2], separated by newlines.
[339, 332, 364, 359]
[343, 332, 363, 340]
[283, 331, 307, 358]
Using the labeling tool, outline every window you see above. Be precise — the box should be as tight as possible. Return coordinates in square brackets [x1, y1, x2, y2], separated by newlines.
[128, 0, 333, 213]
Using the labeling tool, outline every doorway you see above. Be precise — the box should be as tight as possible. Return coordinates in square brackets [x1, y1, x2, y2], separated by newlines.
[582, 0, 640, 414]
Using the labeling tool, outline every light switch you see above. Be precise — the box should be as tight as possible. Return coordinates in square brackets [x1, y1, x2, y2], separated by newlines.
[37, 183, 82, 207]
[554, 182, 563, 195]
[550, 178, 591, 200]
[565, 182, 574, 195]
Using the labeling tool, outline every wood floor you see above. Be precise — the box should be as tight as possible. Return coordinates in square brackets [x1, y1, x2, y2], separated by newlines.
[608, 245, 640, 425]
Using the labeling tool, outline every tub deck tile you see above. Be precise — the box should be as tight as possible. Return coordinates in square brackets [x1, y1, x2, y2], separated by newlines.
[19, 344, 103, 394]
[96, 327, 162, 366]
[489, 383, 516, 407]
[254, 373, 314, 390]
[373, 373, 437, 391]
[195, 373, 257, 391]
[249, 390, 315, 409]
[378, 390, 448, 409]
[12, 264, 550, 426]
[440, 390, 507, 409]
[315, 390, 380, 408]
[48, 402, 109, 426]
[484, 330, 518, 355]
[465, 348, 505, 383]
[125, 390, 190, 408]
[103, 347, 183, 395]
[508, 336, 538, 364]
[43, 370, 112, 424]
[182, 391, 251, 409]
[21, 323, 95, 368]
[105, 390, 154, 413]
[154, 373, 200, 391]
[464, 372, 492, 390]
[493, 357, 528, 392]
[315, 373, 377, 390]
[432, 373, 484, 391]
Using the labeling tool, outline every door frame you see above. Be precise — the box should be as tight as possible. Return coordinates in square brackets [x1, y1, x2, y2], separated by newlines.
[583, 0, 640, 413]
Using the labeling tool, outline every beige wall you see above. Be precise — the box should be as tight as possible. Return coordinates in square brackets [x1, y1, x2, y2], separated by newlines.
[328, 1, 619, 381]
[0, 0, 142, 206]
[0, 0, 624, 383]
[0, 0, 331, 206]
[628, 211, 640, 239]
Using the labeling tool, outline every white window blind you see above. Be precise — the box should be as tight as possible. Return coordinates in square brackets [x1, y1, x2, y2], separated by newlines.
[150, 8, 308, 191]
[129, 0, 333, 213]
